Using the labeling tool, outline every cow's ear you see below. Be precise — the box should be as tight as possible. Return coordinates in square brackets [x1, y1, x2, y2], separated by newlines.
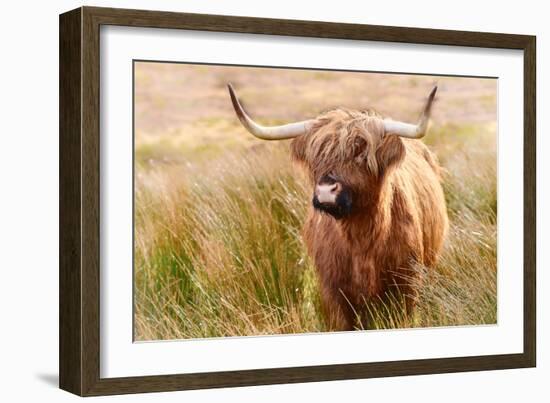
[376, 135, 406, 174]
[290, 135, 308, 163]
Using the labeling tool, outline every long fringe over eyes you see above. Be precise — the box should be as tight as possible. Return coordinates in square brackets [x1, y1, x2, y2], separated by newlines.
[297, 109, 388, 176]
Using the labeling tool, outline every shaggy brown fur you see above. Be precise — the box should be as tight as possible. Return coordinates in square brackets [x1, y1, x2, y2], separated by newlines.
[291, 108, 448, 330]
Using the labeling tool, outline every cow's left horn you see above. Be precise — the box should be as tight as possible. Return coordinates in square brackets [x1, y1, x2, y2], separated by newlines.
[383, 86, 437, 139]
[228, 83, 315, 140]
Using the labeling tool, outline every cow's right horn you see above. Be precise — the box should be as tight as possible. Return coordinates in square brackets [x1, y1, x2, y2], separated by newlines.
[228, 83, 315, 140]
[383, 86, 438, 139]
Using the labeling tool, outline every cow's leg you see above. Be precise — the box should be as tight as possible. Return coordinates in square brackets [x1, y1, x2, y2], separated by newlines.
[320, 285, 356, 331]
[402, 284, 419, 316]
[386, 269, 420, 323]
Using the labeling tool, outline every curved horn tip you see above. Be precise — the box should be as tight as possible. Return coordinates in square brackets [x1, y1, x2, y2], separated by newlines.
[425, 85, 437, 109]
[227, 83, 240, 104]
[430, 85, 438, 98]
[227, 83, 247, 121]
[227, 83, 237, 103]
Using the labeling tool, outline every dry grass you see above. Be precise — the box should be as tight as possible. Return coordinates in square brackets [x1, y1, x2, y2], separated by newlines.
[133, 63, 497, 340]
[134, 146, 322, 339]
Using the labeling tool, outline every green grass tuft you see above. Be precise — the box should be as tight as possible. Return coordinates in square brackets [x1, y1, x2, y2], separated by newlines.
[134, 123, 497, 340]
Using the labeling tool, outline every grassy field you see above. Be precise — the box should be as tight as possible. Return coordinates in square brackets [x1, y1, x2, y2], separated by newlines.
[134, 63, 497, 340]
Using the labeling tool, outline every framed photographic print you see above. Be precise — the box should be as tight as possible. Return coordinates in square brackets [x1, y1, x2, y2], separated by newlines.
[59, 6, 536, 396]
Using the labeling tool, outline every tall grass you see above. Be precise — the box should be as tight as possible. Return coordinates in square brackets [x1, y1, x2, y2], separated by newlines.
[134, 123, 497, 340]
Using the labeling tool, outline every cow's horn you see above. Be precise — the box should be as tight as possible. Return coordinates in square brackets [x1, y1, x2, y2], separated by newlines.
[383, 86, 437, 139]
[228, 83, 314, 140]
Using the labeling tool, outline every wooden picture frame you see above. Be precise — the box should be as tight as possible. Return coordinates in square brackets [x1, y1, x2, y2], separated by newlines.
[59, 6, 536, 396]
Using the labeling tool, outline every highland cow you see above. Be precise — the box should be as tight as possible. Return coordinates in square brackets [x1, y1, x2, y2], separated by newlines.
[228, 84, 448, 331]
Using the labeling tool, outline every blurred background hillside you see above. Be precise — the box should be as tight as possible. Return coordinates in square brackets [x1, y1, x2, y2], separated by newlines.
[134, 62, 496, 165]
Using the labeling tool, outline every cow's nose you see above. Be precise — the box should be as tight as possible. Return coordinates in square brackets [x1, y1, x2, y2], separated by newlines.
[315, 182, 342, 204]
